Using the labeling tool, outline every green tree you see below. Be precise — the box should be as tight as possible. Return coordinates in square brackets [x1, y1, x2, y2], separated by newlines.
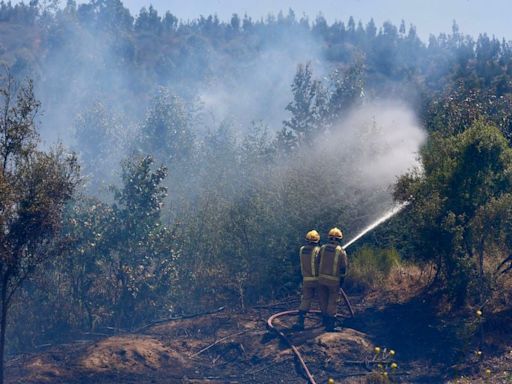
[328, 61, 365, 124]
[471, 193, 512, 299]
[283, 63, 328, 145]
[137, 88, 194, 165]
[74, 102, 126, 193]
[135, 5, 161, 35]
[107, 155, 174, 327]
[60, 197, 113, 330]
[0, 72, 78, 384]
[425, 82, 512, 143]
[395, 122, 512, 305]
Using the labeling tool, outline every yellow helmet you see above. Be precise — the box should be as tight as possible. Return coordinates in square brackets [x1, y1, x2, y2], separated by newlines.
[328, 227, 343, 240]
[305, 230, 320, 243]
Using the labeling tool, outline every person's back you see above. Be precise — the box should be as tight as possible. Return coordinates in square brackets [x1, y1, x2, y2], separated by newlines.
[317, 227, 348, 331]
[318, 242, 347, 287]
[294, 230, 321, 330]
[300, 243, 321, 286]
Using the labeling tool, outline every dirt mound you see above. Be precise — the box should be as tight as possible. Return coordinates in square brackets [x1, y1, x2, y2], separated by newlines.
[80, 335, 183, 372]
[6, 305, 377, 384]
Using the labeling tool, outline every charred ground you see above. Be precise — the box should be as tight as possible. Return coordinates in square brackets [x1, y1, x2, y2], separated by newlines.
[7, 271, 512, 384]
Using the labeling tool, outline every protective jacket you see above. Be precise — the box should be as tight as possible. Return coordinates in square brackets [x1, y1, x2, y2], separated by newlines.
[299, 244, 321, 287]
[318, 243, 348, 287]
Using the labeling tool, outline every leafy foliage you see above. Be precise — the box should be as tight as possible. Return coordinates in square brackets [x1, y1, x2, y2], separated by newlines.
[394, 122, 512, 305]
[346, 246, 400, 292]
[283, 62, 328, 145]
[0, 70, 78, 382]
[136, 89, 194, 165]
[1, 0, 512, 362]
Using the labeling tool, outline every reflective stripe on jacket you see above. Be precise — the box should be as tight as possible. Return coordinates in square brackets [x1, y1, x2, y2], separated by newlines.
[299, 245, 321, 283]
[318, 243, 348, 286]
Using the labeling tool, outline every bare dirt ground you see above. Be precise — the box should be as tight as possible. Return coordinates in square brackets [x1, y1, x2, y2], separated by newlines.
[6, 269, 512, 383]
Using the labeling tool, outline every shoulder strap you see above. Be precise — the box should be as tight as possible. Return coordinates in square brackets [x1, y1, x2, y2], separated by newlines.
[318, 245, 326, 271]
[299, 246, 305, 276]
[332, 246, 342, 276]
[311, 246, 320, 276]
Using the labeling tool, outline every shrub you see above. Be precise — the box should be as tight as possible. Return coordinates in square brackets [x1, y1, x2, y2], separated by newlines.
[346, 246, 400, 292]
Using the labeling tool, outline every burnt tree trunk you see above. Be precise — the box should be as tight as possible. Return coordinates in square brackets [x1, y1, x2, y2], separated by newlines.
[0, 273, 10, 384]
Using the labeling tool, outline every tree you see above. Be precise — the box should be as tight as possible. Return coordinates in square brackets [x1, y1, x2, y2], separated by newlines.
[471, 193, 512, 300]
[328, 61, 365, 124]
[74, 102, 126, 193]
[366, 18, 377, 39]
[59, 196, 113, 331]
[394, 122, 512, 305]
[135, 5, 161, 34]
[229, 13, 240, 32]
[107, 155, 173, 327]
[137, 88, 194, 165]
[347, 16, 355, 34]
[283, 63, 328, 144]
[77, 0, 133, 32]
[162, 11, 178, 33]
[0, 71, 78, 383]
[426, 82, 512, 143]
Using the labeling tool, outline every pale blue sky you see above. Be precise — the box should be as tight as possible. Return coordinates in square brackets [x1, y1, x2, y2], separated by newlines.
[115, 0, 511, 41]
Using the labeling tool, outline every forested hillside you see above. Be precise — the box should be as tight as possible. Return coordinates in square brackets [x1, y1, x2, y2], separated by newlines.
[0, 1, 511, 383]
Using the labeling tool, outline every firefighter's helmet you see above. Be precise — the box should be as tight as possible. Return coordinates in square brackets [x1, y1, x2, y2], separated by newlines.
[305, 230, 320, 243]
[328, 227, 343, 240]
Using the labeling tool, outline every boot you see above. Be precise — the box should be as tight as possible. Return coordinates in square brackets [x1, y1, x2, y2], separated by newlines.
[325, 317, 342, 332]
[292, 311, 305, 331]
[324, 316, 334, 332]
[333, 317, 343, 332]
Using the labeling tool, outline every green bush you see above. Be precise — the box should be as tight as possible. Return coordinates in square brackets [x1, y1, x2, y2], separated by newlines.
[346, 246, 400, 292]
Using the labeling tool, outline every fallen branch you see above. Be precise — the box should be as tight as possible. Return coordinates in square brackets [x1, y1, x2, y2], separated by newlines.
[134, 306, 226, 333]
[80, 331, 111, 337]
[344, 359, 398, 365]
[190, 330, 249, 358]
[35, 343, 52, 349]
[340, 288, 355, 317]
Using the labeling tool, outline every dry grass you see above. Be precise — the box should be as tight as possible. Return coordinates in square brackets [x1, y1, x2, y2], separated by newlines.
[345, 245, 432, 301]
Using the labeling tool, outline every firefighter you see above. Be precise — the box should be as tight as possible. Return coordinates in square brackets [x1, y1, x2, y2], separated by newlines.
[318, 227, 348, 332]
[294, 230, 321, 331]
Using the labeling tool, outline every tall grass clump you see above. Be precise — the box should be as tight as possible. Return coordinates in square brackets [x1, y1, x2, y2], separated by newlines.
[346, 246, 401, 292]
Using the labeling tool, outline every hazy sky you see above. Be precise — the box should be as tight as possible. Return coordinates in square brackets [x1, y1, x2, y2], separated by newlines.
[115, 0, 511, 41]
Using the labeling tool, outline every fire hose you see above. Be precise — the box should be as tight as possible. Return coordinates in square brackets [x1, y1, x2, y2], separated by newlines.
[266, 288, 354, 384]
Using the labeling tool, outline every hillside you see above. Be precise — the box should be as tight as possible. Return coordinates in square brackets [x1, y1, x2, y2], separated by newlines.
[7, 272, 512, 384]
[1, 2, 512, 384]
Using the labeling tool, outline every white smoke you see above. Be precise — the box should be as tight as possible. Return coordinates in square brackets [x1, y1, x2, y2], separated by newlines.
[273, 100, 426, 235]
[323, 101, 426, 189]
[196, 25, 327, 130]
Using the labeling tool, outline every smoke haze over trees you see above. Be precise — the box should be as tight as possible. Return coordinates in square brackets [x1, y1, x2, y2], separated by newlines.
[0, 2, 511, 377]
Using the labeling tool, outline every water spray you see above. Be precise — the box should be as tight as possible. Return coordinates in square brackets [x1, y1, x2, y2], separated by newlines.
[342, 202, 409, 250]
